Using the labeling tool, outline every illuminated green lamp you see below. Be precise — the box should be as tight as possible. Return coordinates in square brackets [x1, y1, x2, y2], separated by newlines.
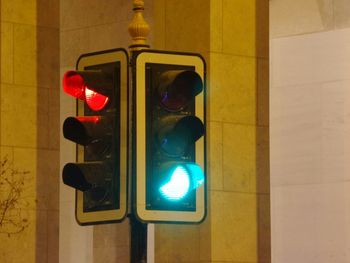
[159, 163, 204, 201]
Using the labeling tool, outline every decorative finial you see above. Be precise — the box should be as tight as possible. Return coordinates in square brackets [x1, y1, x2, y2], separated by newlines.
[128, 0, 150, 51]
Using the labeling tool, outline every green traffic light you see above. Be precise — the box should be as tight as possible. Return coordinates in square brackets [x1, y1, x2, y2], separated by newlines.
[186, 163, 204, 188]
[159, 166, 190, 201]
[159, 163, 204, 201]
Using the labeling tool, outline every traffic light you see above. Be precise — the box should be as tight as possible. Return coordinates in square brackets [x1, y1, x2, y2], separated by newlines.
[62, 49, 128, 225]
[133, 50, 206, 223]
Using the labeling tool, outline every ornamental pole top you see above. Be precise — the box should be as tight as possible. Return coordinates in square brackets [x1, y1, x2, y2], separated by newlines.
[128, 0, 150, 51]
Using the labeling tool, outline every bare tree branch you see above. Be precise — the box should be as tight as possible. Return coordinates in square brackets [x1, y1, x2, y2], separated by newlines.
[0, 156, 30, 236]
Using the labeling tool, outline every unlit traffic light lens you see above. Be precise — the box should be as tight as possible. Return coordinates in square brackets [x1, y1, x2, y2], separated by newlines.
[158, 70, 203, 111]
[62, 163, 93, 191]
[158, 115, 204, 156]
[63, 116, 109, 146]
[62, 162, 111, 192]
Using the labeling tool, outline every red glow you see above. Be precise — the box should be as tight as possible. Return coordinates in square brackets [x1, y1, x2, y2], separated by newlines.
[63, 71, 85, 100]
[63, 71, 109, 111]
[85, 87, 109, 111]
[77, 116, 101, 124]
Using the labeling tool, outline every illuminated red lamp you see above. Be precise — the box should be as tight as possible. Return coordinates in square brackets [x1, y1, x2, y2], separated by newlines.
[63, 71, 109, 111]
[76, 116, 101, 124]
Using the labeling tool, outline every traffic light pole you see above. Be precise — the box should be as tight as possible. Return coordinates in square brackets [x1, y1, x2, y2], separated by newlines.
[129, 214, 147, 263]
[128, 1, 150, 262]
[128, 52, 148, 262]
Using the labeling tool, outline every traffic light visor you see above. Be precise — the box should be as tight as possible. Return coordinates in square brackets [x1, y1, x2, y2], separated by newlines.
[63, 116, 103, 146]
[158, 115, 204, 157]
[159, 70, 203, 111]
[62, 162, 110, 191]
[62, 163, 92, 191]
[63, 71, 85, 100]
[63, 71, 109, 111]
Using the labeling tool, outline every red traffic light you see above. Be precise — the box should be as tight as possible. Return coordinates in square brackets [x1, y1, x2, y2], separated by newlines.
[63, 71, 110, 111]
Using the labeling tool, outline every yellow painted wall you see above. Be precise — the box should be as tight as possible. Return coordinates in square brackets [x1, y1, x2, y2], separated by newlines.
[0, 0, 59, 262]
[209, 1, 270, 262]
[152, 0, 270, 262]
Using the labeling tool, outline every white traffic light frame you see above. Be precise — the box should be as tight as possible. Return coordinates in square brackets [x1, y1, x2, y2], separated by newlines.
[134, 50, 206, 223]
[74, 49, 128, 224]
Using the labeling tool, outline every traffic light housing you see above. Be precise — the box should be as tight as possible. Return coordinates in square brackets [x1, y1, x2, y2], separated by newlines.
[133, 50, 206, 223]
[62, 49, 128, 225]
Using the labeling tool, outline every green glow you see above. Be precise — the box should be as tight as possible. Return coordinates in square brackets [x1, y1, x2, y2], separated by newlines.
[186, 163, 204, 188]
[160, 166, 190, 201]
[159, 164, 204, 201]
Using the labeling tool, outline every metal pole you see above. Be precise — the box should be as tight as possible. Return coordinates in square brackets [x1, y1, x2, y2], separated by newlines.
[128, 1, 150, 262]
[129, 214, 148, 263]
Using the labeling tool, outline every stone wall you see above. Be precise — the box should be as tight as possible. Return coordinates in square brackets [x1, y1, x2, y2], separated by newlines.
[270, 0, 350, 38]
[270, 0, 350, 262]
[0, 0, 60, 262]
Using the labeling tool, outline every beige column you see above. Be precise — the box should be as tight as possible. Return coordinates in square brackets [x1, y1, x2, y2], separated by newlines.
[0, 0, 60, 263]
[152, 0, 270, 262]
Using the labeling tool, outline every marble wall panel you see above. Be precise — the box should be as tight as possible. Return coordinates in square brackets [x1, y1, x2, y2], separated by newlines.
[1, 1, 60, 263]
[272, 182, 350, 263]
[271, 0, 350, 38]
[93, 221, 130, 263]
[1, 84, 42, 148]
[271, 28, 350, 88]
[37, 27, 60, 88]
[209, 53, 256, 124]
[210, 0, 222, 53]
[13, 24, 37, 86]
[223, 123, 256, 192]
[1, 0, 37, 25]
[49, 87, 60, 150]
[60, 29, 90, 68]
[270, 0, 326, 38]
[0, 209, 37, 263]
[317, 0, 334, 29]
[164, 0, 210, 53]
[211, 191, 258, 262]
[1, 22, 13, 84]
[60, 0, 130, 31]
[208, 121, 223, 191]
[334, 0, 350, 28]
[155, 224, 201, 263]
[271, 15, 350, 263]
[222, 0, 256, 57]
[258, 58, 269, 126]
[87, 21, 130, 51]
[270, 83, 323, 185]
[271, 29, 350, 187]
